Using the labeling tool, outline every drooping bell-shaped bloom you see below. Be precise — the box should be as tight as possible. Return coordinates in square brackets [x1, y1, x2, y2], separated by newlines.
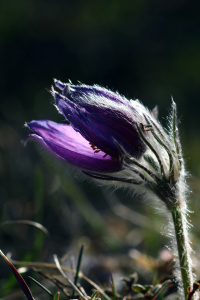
[25, 80, 150, 175]
[25, 79, 182, 195]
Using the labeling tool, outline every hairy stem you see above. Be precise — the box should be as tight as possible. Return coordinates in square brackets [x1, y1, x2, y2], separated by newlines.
[170, 201, 196, 300]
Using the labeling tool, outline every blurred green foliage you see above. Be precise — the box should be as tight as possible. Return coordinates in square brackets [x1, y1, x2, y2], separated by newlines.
[1, 0, 200, 298]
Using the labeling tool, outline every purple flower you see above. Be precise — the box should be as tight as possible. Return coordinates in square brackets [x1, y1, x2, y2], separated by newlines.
[25, 79, 183, 201]
[25, 80, 149, 176]
[25, 81, 193, 299]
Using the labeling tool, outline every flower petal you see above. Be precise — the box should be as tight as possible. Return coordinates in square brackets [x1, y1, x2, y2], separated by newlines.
[26, 120, 122, 173]
[53, 93, 120, 158]
[54, 79, 128, 105]
[53, 87, 146, 158]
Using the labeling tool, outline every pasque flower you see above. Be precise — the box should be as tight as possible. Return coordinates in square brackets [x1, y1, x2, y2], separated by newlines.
[25, 81, 147, 177]
[25, 79, 197, 299]
[25, 79, 180, 190]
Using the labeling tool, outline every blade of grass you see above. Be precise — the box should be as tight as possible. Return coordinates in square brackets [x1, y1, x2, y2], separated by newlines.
[72, 245, 84, 298]
[8, 255, 112, 300]
[53, 254, 88, 300]
[110, 274, 117, 300]
[2, 220, 50, 237]
[29, 276, 54, 297]
[0, 250, 35, 300]
[91, 291, 99, 300]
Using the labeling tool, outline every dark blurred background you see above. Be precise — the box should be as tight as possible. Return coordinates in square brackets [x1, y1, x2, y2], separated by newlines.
[1, 0, 200, 298]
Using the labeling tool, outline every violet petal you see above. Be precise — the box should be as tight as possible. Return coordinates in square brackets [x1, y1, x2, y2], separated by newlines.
[53, 89, 146, 158]
[26, 120, 122, 173]
[54, 79, 127, 105]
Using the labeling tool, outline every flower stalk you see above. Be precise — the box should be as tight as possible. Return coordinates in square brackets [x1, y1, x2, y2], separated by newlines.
[171, 203, 194, 299]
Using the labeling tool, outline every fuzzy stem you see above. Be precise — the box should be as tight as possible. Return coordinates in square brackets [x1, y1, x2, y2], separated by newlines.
[170, 201, 195, 300]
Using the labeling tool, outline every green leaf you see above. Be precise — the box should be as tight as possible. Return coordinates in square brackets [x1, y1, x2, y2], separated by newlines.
[54, 292, 60, 300]
[132, 284, 146, 294]
[144, 285, 154, 292]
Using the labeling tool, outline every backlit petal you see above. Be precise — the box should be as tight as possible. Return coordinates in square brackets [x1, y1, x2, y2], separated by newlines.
[26, 120, 122, 173]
